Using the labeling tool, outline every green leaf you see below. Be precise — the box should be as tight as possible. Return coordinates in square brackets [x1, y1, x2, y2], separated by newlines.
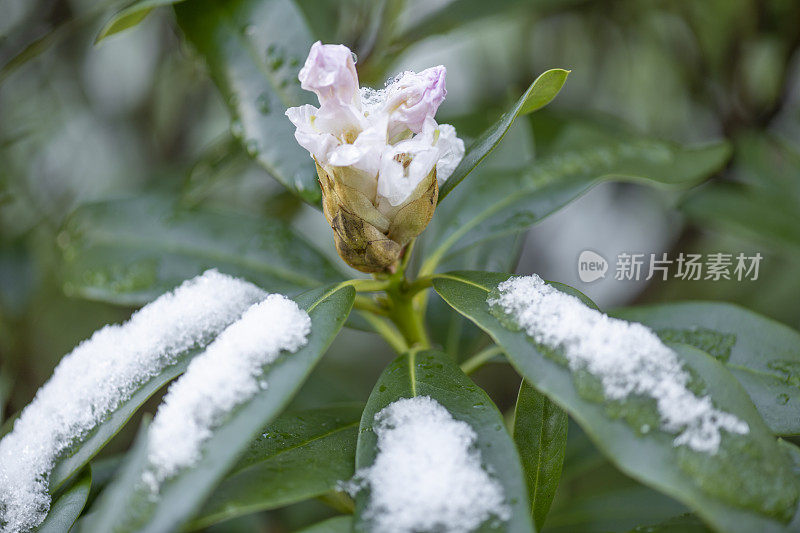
[49, 354, 191, 491]
[396, 0, 565, 47]
[174, 0, 320, 204]
[438, 69, 569, 201]
[353, 349, 534, 533]
[297, 515, 354, 533]
[682, 133, 800, 256]
[780, 440, 800, 531]
[546, 485, 687, 533]
[84, 284, 355, 533]
[35, 467, 91, 533]
[627, 514, 711, 533]
[433, 271, 800, 533]
[96, 0, 186, 43]
[189, 403, 362, 529]
[422, 122, 731, 275]
[682, 183, 800, 255]
[0, 372, 9, 427]
[612, 301, 800, 436]
[513, 380, 567, 530]
[58, 196, 343, 306]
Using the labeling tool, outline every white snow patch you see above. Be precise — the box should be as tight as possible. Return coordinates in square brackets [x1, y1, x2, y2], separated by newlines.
[350, 396, 509, 533]
[142, 294, 311, 492]
[488, 275, 749, 453]
[0, 270, 265, 533]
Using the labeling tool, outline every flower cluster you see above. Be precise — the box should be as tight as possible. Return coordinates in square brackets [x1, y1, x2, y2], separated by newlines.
[286, 41, 464, 272]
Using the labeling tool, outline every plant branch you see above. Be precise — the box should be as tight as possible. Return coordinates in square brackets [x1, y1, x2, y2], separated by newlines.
[358, 311, 408, 354]
[460, 345, 504, 375]
[386, 287, 430, 349]
[353, 295, 388, 315]
[343, 278, 392, 292]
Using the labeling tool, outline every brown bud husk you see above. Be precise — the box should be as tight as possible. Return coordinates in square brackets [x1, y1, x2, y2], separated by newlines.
[316, 160, 438, 273]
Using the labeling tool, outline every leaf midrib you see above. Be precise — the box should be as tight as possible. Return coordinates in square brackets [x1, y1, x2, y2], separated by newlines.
[224, 420, 359, 478]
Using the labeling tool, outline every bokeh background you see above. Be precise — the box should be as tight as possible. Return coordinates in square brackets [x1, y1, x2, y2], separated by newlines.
[2, 0, 799, 531]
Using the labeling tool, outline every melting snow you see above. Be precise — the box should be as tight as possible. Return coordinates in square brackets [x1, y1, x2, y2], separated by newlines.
[142, 294, 311, 492]
[488, 275, 749, 453]
[350, 396, 509, 533]
[0, 270, 265, 533]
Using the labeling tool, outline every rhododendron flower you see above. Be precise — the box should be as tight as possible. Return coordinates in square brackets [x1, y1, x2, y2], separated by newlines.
[286, 41, 464, 273]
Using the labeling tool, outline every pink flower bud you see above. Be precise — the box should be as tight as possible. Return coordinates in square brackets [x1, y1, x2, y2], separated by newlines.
[383, 66, 447, 137]
[298, 41, 360, 107]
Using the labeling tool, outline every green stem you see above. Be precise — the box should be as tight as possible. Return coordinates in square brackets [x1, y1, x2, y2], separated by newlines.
[353, 295, 388, 315]
[358, 311, 408, 353]
[343, 278, 391, 292]
[405, 275, 432, 296]
[460, 345, 504, 375]
[387, 289, 430, 348]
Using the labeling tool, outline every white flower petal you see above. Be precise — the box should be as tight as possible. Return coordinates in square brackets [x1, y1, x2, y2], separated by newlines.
[378, 134, 439, 206]
[285, 104, 338, 162]
[432, 123, 465, 184]
[328, 113, 387, 177]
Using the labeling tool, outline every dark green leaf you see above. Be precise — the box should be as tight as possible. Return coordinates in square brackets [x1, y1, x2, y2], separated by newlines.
[174, 0, 320, 204]
[423, 124, 731, 275]
[513, 380, 567, 530]
[96, 0, 186, 42]
[546, 486, 687, 533]
[50, 354, 191, 491]
[297, 515, 353, 533]
[682, 184, 800, 255]
[613, 301, 800, 436]
[35, 467, 91, 533]
[59, 196, 343, 306]
[780, 440, 800, 531]
[627, 514, 711, 533]
[438, 69, 569, 201]
[426, 232, 526, 360]
[433, 271, 800, 533]
[0, 372, 9, 427]
[84, 284, 355, 533]
[353, 349, 534, 533]
[396, 0, 554, 46]
[189, 403, 362, 529]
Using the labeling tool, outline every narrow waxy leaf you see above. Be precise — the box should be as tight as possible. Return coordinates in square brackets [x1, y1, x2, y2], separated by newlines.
[433, 271, 800, 533]
[189, 404, 362, 529]
[51, 357, 190, 490]
[424, 122, 730, 274]
[353, 349, 534, 533]
[627, 514, 711, 533]
[174, 0, 320, 203]
[59, 196, 343, 305]
[35, 468, 91, 533]
[546, 485, 687, 533]
[682, 184, 800, 255]
[297, 516, 354, 533]
[438, 69, 569, 201]
[0, 372, 9, 427]
[613, 301, 800, 436]
[96, 0, 186, 42]
[84, 284, 355, 533]
[682, 133, 800, 255]
[4, 269, 267, 521]
[513, 380, 567, 530]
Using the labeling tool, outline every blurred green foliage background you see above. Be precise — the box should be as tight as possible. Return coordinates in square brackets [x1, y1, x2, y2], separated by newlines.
[1, 0, 799, 530]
